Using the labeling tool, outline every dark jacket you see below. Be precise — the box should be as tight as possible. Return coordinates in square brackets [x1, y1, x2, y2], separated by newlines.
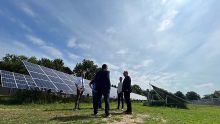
[122, 76, 132, 93]
[95, 70, 111, 92]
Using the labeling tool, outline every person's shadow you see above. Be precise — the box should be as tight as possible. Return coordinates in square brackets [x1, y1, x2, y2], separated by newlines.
[44, 107, 93, 112]
[50, 112, 124, 122]
[50, 115, 95, 122]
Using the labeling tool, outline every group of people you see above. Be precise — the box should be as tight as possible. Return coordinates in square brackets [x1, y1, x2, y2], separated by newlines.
[74, 64, 132, 117]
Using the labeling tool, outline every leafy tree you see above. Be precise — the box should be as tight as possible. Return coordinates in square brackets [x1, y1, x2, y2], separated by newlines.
[53, 59, 64, 71]
[0, 54, 28, 74]
[73, 59, 100, 80]
[203, 90, 220, 99]
[0, 54, 73, 74]
[174, 91, 186, 99]
[213, 91, 220, 98]
[149, 90, 160, 100]
[38, 58, 54, 69]
[131, 84, 143, 95]
[186, 91, 200, 100]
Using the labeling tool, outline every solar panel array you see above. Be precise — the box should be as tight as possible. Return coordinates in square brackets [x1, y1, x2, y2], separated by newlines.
[21, 61, 147, 100]
[23, 61, 93, 95]
[0, 70, 38, 90]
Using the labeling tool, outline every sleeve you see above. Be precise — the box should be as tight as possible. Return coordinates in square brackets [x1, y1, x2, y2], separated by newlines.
[128, 77, 132, 92]
[107, 71, 111, 89]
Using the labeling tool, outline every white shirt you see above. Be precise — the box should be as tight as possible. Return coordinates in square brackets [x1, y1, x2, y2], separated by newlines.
[117, 81, 123, 93]
[75, 77, 84, 88]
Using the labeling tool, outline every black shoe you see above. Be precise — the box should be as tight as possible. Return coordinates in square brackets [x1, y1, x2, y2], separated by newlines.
[92, 113, 98, 117]
[105, 114, 112, 118]
[124, 111, 132, 114]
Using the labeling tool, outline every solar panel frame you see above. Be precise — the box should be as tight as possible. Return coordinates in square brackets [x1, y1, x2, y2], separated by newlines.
[0, 70, 18, 89]
[21, 62, 147, 100]
[0, 70, 42, 91]
[44, 67, 73, 94]
[23, 61, 74, 94]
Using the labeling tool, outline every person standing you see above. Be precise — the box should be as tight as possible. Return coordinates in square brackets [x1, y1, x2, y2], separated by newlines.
[74, 72, 85, 110]
[93, 64, 111, 117]
[122, 71, 132, 114]
[117, 77, 124, 110]
[89, 79, 102, 109]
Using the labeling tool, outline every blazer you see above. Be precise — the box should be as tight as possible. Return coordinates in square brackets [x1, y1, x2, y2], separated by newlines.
[95, 70, 111, 92]
[122, 76, 132, 93]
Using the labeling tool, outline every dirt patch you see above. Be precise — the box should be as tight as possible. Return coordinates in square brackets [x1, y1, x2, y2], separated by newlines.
[104, 114, 148, 124]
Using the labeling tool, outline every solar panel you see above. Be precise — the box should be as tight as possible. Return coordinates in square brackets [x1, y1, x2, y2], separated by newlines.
[22, 61, 147, 100]
[0, 70, 39, 90]
[23, 61, 74, 94]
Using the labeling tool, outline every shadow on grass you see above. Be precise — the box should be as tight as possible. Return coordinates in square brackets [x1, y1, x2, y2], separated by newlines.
[50, 111, 124, 122]
[44, 107, 93, 111]
[50, 114, 101, 122]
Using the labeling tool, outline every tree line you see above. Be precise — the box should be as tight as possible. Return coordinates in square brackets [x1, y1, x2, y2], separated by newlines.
[0, 54, 219, 100]
[0, 54, 100, 80]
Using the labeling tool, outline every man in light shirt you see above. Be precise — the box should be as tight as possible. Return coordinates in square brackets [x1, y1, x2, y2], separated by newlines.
[117, 77, 124, 110]
[74, 72, 85, 110]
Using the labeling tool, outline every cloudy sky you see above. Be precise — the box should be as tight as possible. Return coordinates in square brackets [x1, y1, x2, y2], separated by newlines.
[0, 0, 220, 96]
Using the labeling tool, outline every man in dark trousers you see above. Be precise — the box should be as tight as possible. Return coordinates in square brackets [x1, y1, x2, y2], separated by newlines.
[93, 64, 111, 117]
[74, 72, 85, 110]
[122, 71, 132, 114]
[89, 79, 102, 109]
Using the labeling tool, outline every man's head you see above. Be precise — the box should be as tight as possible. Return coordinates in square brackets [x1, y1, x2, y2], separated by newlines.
[123, 71, 128, 77]
[102, 64, 108, 70]
[119, 77, 123, 82]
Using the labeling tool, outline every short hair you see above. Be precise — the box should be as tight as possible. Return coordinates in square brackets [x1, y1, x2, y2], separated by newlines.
[124, 71, 128, 75]
[102, 64, 108, 69]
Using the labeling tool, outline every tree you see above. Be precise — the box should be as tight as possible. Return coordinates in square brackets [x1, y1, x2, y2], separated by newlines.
[131, 84, 143, 95]
[38, 58, 54, 69]
[203, 90, 220, 99]
[0, 54, 29, 74]
[174, 91, 186, 99]
[186, 91, 200, 100]
[0, 54, 73, 74]
[73, 59, 100, 80]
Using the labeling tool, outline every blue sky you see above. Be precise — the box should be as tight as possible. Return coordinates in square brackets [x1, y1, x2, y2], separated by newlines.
[0, 0, 220, 96]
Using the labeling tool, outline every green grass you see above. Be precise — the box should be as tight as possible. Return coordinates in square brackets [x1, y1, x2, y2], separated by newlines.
[0, 102, 220, 124]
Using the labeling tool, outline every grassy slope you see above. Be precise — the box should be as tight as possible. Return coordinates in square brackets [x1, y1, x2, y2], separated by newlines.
[0, 102, 220, 124]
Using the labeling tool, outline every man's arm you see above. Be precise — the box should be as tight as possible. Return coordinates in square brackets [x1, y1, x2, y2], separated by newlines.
[89, 80, 93, 89]
[107, 71, 111, 89]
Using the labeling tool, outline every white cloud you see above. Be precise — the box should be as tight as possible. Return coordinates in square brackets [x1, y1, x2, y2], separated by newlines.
[67, 38, 77, 48]
[105, 63, 120, 70]
[157, 10, 178, 31]
[194, 83, 214, 89]
[41, 45, 63, 58]
[133, 59, 154, 70]
[67, 38, 91, 49]
[26, 35, 63, 58]
[20, 23, 32, 32]
[161, 0, 168, 4]
[26, 35, 45, 46]
[20, 3, 35, 17]
[116, 49, 128, 55]
[105, 27, 116, 34]
[67, 52, 80, 61]
[77, 43, 91, 49]
[0, 38, 48, 59]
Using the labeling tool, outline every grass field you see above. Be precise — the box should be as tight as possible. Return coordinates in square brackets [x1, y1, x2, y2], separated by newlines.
[0, 102, 220, 124]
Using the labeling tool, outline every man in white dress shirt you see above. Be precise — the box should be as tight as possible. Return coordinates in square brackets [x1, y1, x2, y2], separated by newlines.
[117, 77, 124, 110]
[74, 73, 85, 110]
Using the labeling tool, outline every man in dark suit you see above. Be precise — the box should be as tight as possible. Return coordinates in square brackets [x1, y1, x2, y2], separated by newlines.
[93, 64, 111, 117]
[122, 71, 132, 114]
